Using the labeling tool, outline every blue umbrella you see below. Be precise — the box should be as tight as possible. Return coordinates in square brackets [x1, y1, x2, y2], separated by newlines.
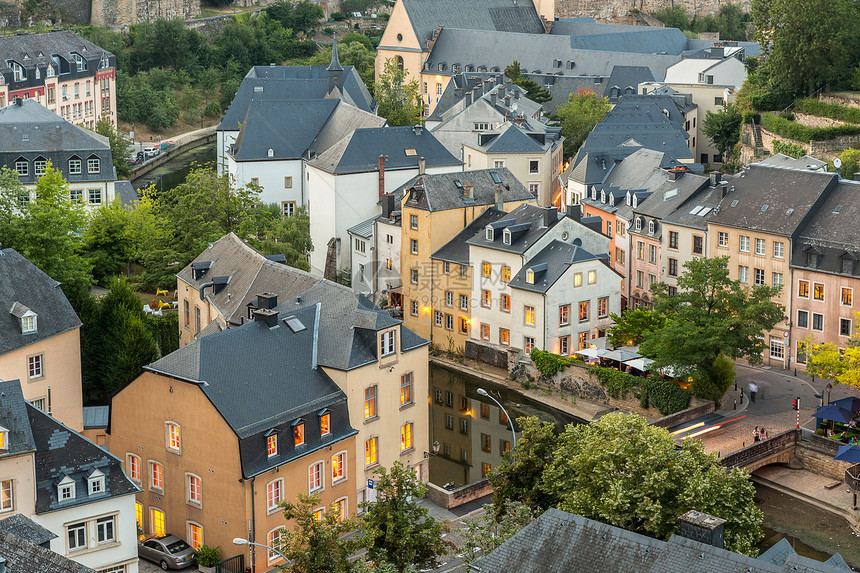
[814, 404, 855, 424]
[830, 396, 860, 414]
[834, 444, 860, 463]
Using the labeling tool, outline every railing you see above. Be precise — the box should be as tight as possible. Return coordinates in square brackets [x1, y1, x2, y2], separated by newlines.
[847, 463, 860, 493]
[216, 554, 245, 573]
[721, 429, 798, 468]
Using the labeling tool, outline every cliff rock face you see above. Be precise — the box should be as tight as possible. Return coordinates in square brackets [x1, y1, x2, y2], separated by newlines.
[555, 0, 750, 22]
[91, 0, 200, 27]
[0, 0, 91, 27]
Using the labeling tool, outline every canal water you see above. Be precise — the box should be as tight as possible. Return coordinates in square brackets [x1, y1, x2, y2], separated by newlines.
[131, 142, 216, 192]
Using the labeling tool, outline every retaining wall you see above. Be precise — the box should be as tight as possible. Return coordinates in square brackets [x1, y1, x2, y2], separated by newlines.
[425, 479, 492, 510]
[795, 441, 855, 482]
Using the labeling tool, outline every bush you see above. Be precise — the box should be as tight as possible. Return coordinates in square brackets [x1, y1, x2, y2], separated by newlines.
[331, 11, 345, 20]
[589, 366, 635, 399]
[742, 110, 761, 124]
[794, 98, 860, 125]
[749, 90, 794, 112]
[760, 113, 860, 143]
[772, 140, 806, 158]
[529, 349, 582, 377]
[641, 377, 691, 415]
[204, 101, 222, 117]
[194, 544, 221, 567]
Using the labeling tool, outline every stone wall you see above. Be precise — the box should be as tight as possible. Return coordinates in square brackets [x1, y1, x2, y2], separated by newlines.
[793, 111, 848, 129]
[652, 400, 715, 429]
[554, 0, 749, 22]
[464, 340, 508, 370]
[821, 94, 860, 110]
[758, 126, 811, 155]
[811, 134, 860, 154]
[721, 429, 798, 469]
[425, 479, 492, 510]
[795, 441, 854, 482]
[0, 0, 91, 26]
[91, 0, 199, 27]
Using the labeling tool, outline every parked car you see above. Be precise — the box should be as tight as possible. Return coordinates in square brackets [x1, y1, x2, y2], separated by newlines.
[130, 151, 145, 165]
[143, 145, 160, 158]
[139, 535, 197, 570]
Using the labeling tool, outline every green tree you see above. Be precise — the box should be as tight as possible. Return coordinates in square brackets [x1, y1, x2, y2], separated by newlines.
[84, 200, 135, 285]
[488, 417, 558, 517]
[702, 103, 743, 163]
[504, 61, 551, 104]
[374, 57, 423, 127]
[607, 308, 667, 347]
[460, 500, 536, 563]
[802, 314, 860, 389]
[555, 88, 611, 157]
[651, 6, 690, 29]
[640, 256, 783, 403]
[258, 205, 313, 271]
[836, 148, 860, 179]
[718, 4, 748, 41]
[95, 118, 132, 179]
[267, 0, 324, 37]
[360, 462, 452, 572]
[542, 413, 763, 555]
[279, 493, 360, 573]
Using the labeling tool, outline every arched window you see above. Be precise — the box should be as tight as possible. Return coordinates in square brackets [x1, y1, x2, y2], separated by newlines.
[648, 220, 655, 234]
[396, 56, 404, 71]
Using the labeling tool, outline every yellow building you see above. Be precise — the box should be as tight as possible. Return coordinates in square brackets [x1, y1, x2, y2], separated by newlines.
[399, 168, 535, 347]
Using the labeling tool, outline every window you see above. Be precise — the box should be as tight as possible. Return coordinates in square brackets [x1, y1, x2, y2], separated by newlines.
[28, 354, 43, 379]
[0, 480, 11, 512]
[797, 310, 809, 328]
[58, 476, 75, 501]
[739, 235, 749, 253]
[294, 422, 305, 447]
[401, 372, 413, 406]
[88, 471, 105, 495]
[250, 177, 259, 186]
[559, 336, 570, 355]
[188, 523, 203, 550]
[524, 305, 535, 326]
[798, 280, 810, 298]
[410, 239, 418, 254]
[332, 452, 346, 482]
[445, 314, 453, 330]
[88, 188, 102, 205]
[333, 498, 347, 523]
[480, 323, 490, 340]
[481, 289, 491, 308]
[493, 160, 505, 168]
[267, 529, 282, 562]
[267, 434, 278, 457]
[668, 258, 678, 277]
[459, 416, 469, 434]
[68, 522, 86, 551]
[282, 201, 295, 217]
[529, 160, 539, 174]
[150, 461, 164, 491]
[635, 218, 642, 232]
[668, 231, 678, 249]
[127, 454, 141, 482]
[574, 273, 583, 287]
[524, 336, 535, 354]
[812, 313, 824, 331]
[772, 272, 783, 289]
[70, 188, 82, 203]
[87, 158, 100, 173]
[267, 479, 283, 510]
[841, 318, 852, 337]
[598, 297, 608, 318]
[386, 258, 393, 271]
[843, 258, 854, 274]
[606, 221, 613, 236]
[588, 270, 597, 284]
[411, 300, 418, 316]
[813, 283, 825, 301]
[649, 245, 657, 264]
[461, 265, 469, 278]
[363, 435, 379, 467]
[693, 235, 704, 255]
[68, 158, 82, 174]
[773, 241, 784, 258]
[445, 413, 453, 429]
[21, 314, 36, 334]
[500, 293, 511, 312]
[410, 214, 418, 229]
[434, 311, 442, 326]
[738, 266, 749, 283]
[365, 386, 377, 419]
[187, 474, 202, 505]
[482, 261, 491, 278]
[769, 337, 784, 360]
[445, 291, 453, 306]
[529, 183, 540, 198]
[401, 423, 413, 451]
[559, 304, 570, 326]
[149, 508, 166, 537]
[842, 287, 853, 306]
[637, 271, 644, 288]
[718, 232, 728, 247]
[754, 268, 765, 286]
[309, 461, 323, 492]
[615, 248, 625, 265]
[34, 160, 46, 177]
[579, 301, 589, 322]
[320, 412, 330, 436]
[167, 422, 181, 452]
[460, 294, 468, 310]
[443, 261, 450, 274]
[753, 238, 765, 256]
[380, 330, 395, 356]
[501, 266, 511, 282]
[499, 328, 510, 346]
[354, 238, 366, 254]
[637, 242, 645, 260]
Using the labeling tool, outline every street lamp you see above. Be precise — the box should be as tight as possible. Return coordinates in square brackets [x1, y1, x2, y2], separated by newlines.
[233, 537, 291, 565]
[424, 440, 441, 458]
[826, 383, 833, 406]
[477, 388, 517, 449]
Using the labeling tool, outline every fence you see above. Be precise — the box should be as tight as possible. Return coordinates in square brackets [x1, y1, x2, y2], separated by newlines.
[216, 554, 245, 573]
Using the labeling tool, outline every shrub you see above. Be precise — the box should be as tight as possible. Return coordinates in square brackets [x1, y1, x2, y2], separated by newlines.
[204, 101, 222, 117]
[194, 544, 221, 567]
[772, 140, 806, 158]
[589, 366, 635, 399]
[529, 349, 582, 377]
[760, 113, 860, 143]
[749, 90, 793, 111]
[742, 110, 761, 124]
[641, 377, 691, 415]
[794, 98, 860, 125]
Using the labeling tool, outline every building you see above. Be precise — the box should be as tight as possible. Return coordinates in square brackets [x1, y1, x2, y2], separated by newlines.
[305, 125, 462, 277]
[791, 179, 860, 369]
[758, 153, 827, 173]
[662, 55, 748, 90]
[707, 164, 838, 367]
[374, 195, 403, 306]
[0, 379, 139, 573]
[108, 302, 357, 571]
[0, 247, 83, 431]
[398, 168, 536, 342]
[0, 30, 117, 127]
[0, 522, 95, 572]
[473, 507, 851, 572]
[221, 45, 385, 208]
[0, 99, 117, 209]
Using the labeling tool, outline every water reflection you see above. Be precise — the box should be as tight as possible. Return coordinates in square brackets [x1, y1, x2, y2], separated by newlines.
[428, 363, 583, 489]
[132, 143, 216, 192]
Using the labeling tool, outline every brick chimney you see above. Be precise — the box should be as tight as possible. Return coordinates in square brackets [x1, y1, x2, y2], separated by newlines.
[256, 293, 278, 310]
[253, 308, 279, 328]
[678, 511, 726, 549]
[378, 155, 385, 202]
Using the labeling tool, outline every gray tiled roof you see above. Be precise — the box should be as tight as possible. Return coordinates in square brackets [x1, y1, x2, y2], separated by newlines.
[347, 215, 378, 239]
[550, 19, 688, 55]
[231, 99, 339, 160]
[0, 514, 57, 546]
[397, 167, 534, 212]
[466, 203, 565, 254]
[0, 527, 93, 573]
[631, 172, 709, 226]
[0, 379, 36, 457]
[0, 248, 82, 358]
[399, 0, 544, 46]
[792, 179, 860, 278]
[431, 208, 507, 264]
[509, 240, 607, 294]
[758, 153, 827, 172]
[475, 124, 550, 154]
[474, 508, 850, 573]
[114, 180, 137, 207]
[709, 164, 837, 236]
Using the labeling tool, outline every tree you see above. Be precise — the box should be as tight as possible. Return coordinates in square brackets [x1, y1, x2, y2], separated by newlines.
[542, 413, 763, 555]
[718, 4, 748, 41]
[374, 57, 423, 127]
[360, 462, 452, 571]
[460, 500, 536, 563]
[555, 88, 611, 157]
[651, 6, 690, 29]
[488, 417, 558, 517]
[640, 256, 783, 403]
[607, 308, 667, 347]
[702, 103, 742, 163]
[278, 493, 360, 573]
[802, 315, 860, 389]
[95, 117, 132, 179]
[504, 61, 551, 104]
[267, 0, 324, 37]
[258, 205, 313, 271]
[83, 200, 136, 285]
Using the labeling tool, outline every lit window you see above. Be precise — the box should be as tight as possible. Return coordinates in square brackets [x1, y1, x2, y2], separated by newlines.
[365, 386, 377, 419]
[500, 294, 510, 312]
[481, 289, 491, 308]
[480, 323, 490, 339]
[842, 287, 853, 306]
[0, 480, 12, 512]
[598, 297, 608, 318]
[501, 266, 511, 282]
[187, 474, 201, 505]
[320, 413, 331, 436]
[482, 262, 491, 278]
[499, 328, 510, 346]
[127, 454, 141, 482]
[524, 305, 535, 325]
[798, 280, 810, 298]
[380, 330, 396, 357]
[718, 232, 728, 247]
[266, 479, 282, 511]
[136, 503, 143, 540]
[401, 372, 413, 406]
[332, 452, 346, 482]
[813, 283, 825, 301]
[309, 461, 323, 492]
[150, 508, 165, 537]
[574, 273, 582, 287]
[267, 434, 278, 457]
[167, 422, 181, 452]
[559, 305, 570, 326]
[294, 422, 305, 447]
[588, 270, 596, 284]
[267, 529, 282, 562]
[524, 337, 535, 354]
[526, 269, 534, 284]
[188, 523, 203, 550]
[401, 423, 413, 451]
[366, 437, 378, 466]
[150, 461, 164, 491]
[579, 301, 589, 322]
[332, 498, 347, 523]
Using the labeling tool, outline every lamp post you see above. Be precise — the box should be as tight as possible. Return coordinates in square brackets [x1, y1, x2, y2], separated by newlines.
[233, 537, 291, 565]
[477, 388, 517, 449]
[826, 383, 833, 406]
[424, 440, 441, 458]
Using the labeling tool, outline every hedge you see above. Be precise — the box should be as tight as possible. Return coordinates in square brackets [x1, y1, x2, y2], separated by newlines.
[530, 349, 583, 377]
[742, 110, 760, 124]
[795, 98, 860, 125]
[589, 366, 635, 399]
[772, 140, 806, 158]
[760, 113, 860, 143]
[641, 377, 691, 415]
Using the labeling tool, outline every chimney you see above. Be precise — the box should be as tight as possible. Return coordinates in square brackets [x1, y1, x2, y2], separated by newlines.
[542, 206, 557, 227]
[465, 91, 473, 105]
[678, 511, 726, 549]
[710, 45, 724, 58]
[253, 308, 279, 328]
[490, 92, 497, 106]
[378, 155, 385, 202]
[256, 292, 278, 309]
[709, 172, 719, 187]
[498, 85, 506, 98]
[382, 193, 395, 219]
[494, 185, 503, 211]
[853, 173, 860, 181]
[14, 97, 22, 106]
[668, 169, 682, 181]
[721, 183, 729, 198]
[504, 96, 511, 107]
[419, 156, 426, 175]
[566, 204, 581, 221]
[514, 89, 520, 100]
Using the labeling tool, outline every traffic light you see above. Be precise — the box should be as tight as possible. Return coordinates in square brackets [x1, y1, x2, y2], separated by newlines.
[792, 399, 798, 411]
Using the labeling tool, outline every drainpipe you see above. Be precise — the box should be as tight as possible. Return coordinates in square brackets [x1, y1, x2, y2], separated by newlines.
[378, 155, 385, 202]
[250, 476, 256, 573]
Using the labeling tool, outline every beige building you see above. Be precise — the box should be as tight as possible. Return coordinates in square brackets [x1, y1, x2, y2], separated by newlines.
[0, 247, 83, 431]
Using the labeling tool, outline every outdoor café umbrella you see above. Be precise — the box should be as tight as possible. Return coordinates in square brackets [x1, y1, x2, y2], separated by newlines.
[603, 349, 641, 364]
[623, 357, 654, 372]
[814, 404, 855, 424]
[834, 444, 860, 463]
[831, 396, 860, 415]
[574, 347, 608, 359]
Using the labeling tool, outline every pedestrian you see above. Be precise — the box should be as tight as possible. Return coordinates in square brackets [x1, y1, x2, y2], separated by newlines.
[759, 427, 767, 440]
[753, 426, 760, 442]
[749, 382, 758, 404]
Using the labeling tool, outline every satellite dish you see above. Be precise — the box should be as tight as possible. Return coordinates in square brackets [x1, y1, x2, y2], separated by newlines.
[834, 158, 843, 168]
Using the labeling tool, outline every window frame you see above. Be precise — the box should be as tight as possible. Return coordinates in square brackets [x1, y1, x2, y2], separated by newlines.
[266, 478, 283, 512]
[87, 157, 100, 173]
[401, 422, 414, 452]
[332, 451, 347, 483]
[166, 422, 181, 454]
[365, 436, 379, 467]
[400, 372, 414, 406]
[186, 473, 202, 507]
[308, 461, 324, 493]
[67, 521, 87, 552]
[364, 385, 377, 420]
[149, 460, 164, 492]
[126, 453, 141, 483]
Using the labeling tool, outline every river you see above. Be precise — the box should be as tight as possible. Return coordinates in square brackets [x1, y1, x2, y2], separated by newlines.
[131, 142, 216, 192]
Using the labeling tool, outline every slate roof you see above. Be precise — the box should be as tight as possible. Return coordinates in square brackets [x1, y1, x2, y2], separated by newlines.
[509, 240, 607, 294]
[176, 233, 321, 326]
[397, 167, 534, 212]
[758, 153, 827, 172]
[472, 124, 551, 154]
[231, 99, 338, 160]
[0, 527, 93, 573]
[0, 514, 57, 546]
[473, 508, 851, 573]
[630, 171, 710, 239]
[347, 215, 378, 239]
[0, 30, 115, 89]
[709, 164, 837, 237]
[606, 66, 659, 99]
[0, 379, 36, 457]
[792, 180, 860, 278]
[466, 203, 565, 254]
[400, 0, 544, 47]
[0, 248, 82, 358]
[114, 180, 137, 207]
[82, 406, 109, 430]
[307, 126, 461, 175]
[536, 74, 608, 114]
[661, 183, 725, 231]
[431, 207, 507, 264]
[759, 538, 853, 571]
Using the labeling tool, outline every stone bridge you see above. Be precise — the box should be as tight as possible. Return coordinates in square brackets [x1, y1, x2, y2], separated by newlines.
[721, 429, 799, 473]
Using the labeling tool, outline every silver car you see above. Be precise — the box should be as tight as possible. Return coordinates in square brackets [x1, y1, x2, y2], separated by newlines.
[139, 535, 198, 570]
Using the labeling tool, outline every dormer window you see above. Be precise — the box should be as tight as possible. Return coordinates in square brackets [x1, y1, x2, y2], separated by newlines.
[380, 329, 396, 358]
[635, 218, 642, 231]
[293, 421, 305, 447]
[266, 429, 279, 457]
[87, 469, 105, 495]
[600, 190, 606, 203]
[648, 220, 656, 234]
[58, 475, 75, 501]
[503, 229, 511, 245]
[319, 409, 331, 436]
[0, 426, 8, 451]
[485, 227, 494, 241]
[807, 252, 819, 268]
[526, 269, 535, 284]
[21, 312, 36, 334]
